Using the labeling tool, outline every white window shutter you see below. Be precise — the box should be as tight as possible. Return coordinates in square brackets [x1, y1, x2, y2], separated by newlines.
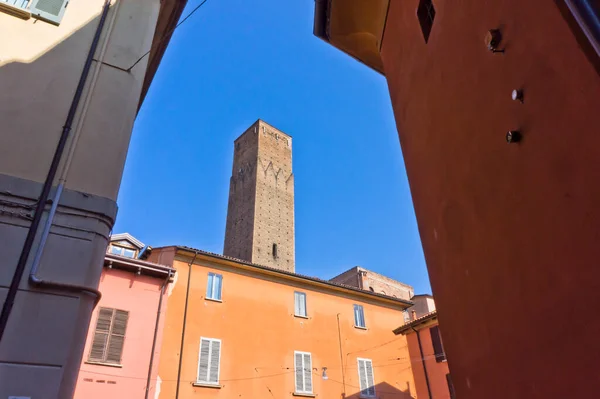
[198, 339, 211, 382]
[294, 292, 301, 315]
[29, 0, 68, 25]
[294, 292, 307, 317]
[214, 274, 222, 300]
[299, 294, 306, 317]
[358, 358, 375, 397]
[303, 353, 312, 393]
[358, 359, 367, 393]
[206, 273, 223, 300]
[208, 340, 221, 383]
[365, 360, 375, 396]
[294, 352, 304, 392]
[206, 274, 214, 298]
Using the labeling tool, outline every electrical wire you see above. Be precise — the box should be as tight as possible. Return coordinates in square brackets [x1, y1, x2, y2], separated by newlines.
[79, 368, 296, 383]
[312, 369, 415, 396]
[346, 336, 406, 355]
[125, 0, 210, 72]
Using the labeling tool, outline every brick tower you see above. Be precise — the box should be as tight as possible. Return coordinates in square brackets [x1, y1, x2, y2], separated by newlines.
[223, 120, 295, 272]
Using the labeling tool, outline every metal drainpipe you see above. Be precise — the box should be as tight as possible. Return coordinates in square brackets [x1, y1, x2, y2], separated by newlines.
[412, 326, 433, 399]
[0, 0, 113, 341]
[336, 313, 347, 398]
[29, 0, 122, 302]
[175, 250, 198, 399]
[145, 270, 172, 399]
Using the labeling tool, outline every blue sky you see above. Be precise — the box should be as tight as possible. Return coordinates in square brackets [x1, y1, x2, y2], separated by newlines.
[114, 0, 431, 294]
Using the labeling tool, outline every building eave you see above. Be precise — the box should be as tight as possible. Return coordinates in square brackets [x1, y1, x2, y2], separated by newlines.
[393, 311, 439, 335]
[139, 0, 188, 108]
[109, 232, 145, 249]
[163, 246, 413, 309]
[312, 0, 387, 75]
[104, 253, 175, 278]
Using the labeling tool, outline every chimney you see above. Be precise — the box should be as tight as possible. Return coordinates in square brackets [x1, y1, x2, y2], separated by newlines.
[411, 310, 417, 321]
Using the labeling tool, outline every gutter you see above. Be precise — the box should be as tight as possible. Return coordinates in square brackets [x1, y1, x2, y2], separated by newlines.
[412, 326, 433, 399]
[145, 270, 172, 399]
[175, 250, 198, 399]
[105, 255, 175, 276]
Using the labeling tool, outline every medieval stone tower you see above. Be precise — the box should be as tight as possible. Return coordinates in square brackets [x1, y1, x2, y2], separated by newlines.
[223, 120, 295, 272]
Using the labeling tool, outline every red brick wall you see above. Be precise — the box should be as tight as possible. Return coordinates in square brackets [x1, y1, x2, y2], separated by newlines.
[381, 1, 600, 398]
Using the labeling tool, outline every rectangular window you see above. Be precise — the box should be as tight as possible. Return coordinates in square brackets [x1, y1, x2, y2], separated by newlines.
[403, 310, 411, 323]
[357, 358, 375, 397]
[29, 0, 69, 25]
[206, 272, 223, 301]
[354, 304, 366, 328]
[0, 0, 69, 24]
[88, 307, 129, 365]
[197, 338, 221, 385]
[109, 245, 136, 258]
[294, 351, 313, 394]
[294, 291, 307, 317]
[430, 326, 446, 362]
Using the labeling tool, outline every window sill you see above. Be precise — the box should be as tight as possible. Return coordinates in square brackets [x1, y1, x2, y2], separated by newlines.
[0, 2, 31, 19]
[192, 382, 222, 389]
[354, 325, 368, 330]
[205, 297, 222, 303]
[294, 314, 309, 319]
[85, 361, 123, 368]
[293, 393, 316, 397]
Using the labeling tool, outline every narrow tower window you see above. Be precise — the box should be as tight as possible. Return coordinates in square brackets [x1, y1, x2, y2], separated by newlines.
[272, 243, 278, 259]
[417, 0, 435, 43]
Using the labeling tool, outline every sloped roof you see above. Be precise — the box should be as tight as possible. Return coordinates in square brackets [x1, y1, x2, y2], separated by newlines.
[161, 245, 413, 308]
[110, 233, 144, 249]
[392, 311, 438, 335]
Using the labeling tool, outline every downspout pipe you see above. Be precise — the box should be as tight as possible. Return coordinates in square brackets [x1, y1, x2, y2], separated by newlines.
[336, 313, 347, 398]
[176, 250, 198, 399]
[145, 270, 172, 399]
[0, 0, 112, 341]
[412, 326, 433, 399]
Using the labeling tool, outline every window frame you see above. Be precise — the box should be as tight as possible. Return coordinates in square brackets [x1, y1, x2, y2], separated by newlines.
[353, 304, 366, 329]
[294, 350, 313, 394]
[0, 0, 69, 25]
[196, 337, 222, 385]
[109, 245, 137, 258]
[206, 272, 223, 301]
[357, 357, 376, 398]
[29, 0, 69, 25]
[294, 291, 308, 318]
[430, 325, 447, 362]
[87, 307, 129, 366]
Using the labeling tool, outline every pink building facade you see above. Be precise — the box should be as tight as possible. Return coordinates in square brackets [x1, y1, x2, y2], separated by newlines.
[73, 234, 174, 399]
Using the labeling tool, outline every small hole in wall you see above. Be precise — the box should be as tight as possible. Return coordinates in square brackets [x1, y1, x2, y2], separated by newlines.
[272, 243, 278, 258]
[417, 0, 435, 43]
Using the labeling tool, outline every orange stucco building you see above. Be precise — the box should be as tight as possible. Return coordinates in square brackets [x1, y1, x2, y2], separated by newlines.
[394, 312, 452, 399]
[150, 246, 417, 399]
